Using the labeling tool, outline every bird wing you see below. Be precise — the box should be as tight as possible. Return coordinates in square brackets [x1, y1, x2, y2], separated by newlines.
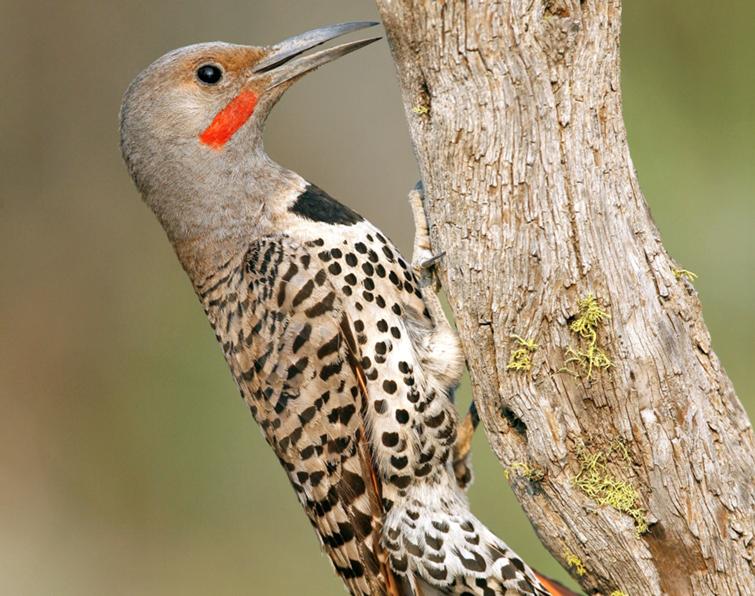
[218, 236, 400, 596]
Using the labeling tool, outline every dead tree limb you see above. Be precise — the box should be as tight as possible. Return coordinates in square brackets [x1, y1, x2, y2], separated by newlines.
[375, 1, 755, 593]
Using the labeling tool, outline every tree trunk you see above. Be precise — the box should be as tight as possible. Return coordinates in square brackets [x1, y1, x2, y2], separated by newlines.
[375, 1, 755, 594]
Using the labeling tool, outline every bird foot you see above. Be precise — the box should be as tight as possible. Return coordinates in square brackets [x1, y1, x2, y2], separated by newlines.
[408, 182, 444, 291]
[452, 402, 480, 490]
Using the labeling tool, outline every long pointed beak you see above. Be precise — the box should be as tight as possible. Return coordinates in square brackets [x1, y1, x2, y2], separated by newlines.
[253, 21, 381, 89]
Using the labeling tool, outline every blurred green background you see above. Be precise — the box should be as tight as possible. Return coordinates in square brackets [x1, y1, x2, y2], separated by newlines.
[1, 1, 752, 594]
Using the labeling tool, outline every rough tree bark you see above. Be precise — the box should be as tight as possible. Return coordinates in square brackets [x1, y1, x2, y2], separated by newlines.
[375, 1, 754, 594]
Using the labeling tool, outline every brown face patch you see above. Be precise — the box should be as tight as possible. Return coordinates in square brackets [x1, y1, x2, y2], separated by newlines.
[178, 47, 267, 148]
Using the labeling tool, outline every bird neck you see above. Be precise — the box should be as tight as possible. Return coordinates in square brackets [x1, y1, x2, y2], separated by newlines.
[166, 153, 305, 287]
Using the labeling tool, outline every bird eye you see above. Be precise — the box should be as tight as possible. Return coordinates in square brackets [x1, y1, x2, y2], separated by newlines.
[196, 64, 223, 85]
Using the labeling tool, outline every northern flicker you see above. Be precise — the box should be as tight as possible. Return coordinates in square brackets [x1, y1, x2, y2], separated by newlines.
[120, 21, 575, 596]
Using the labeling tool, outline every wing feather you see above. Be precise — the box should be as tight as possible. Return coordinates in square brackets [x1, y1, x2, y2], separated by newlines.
[208, 237, 400, 595]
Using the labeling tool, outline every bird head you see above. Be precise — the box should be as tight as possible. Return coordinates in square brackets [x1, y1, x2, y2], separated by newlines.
[119, 22, 379, 244]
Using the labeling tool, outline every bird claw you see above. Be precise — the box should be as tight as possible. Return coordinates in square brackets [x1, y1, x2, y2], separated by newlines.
[420, 251, 446, 270]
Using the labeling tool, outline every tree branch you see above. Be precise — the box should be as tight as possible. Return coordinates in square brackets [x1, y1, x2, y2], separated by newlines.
[375, 1, 755, 593]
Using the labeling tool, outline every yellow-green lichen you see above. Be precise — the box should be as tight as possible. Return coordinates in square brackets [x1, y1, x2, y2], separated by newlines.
[563, 294, 613, 378]
[411, 104, 429, 115]
[564, 344, 614, 379]
[505, 461, 545, 482]
[573, 440, 648, 536]
[562, 548, 586, 576]
[610, 591, 628, 596]
[506, 335, 539, 372]
[673, 268, 698, 283]
[570, 294, 611, 341]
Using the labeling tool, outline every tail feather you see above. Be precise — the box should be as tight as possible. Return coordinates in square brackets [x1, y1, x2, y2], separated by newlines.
[532, 572, 581, 596]
[383, 483, 551, 595]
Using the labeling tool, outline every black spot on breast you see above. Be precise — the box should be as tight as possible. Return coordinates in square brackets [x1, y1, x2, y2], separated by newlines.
[414, 463, 432, 477]
[425, 410, 446, 428]
[382, 432, 399, 447]
[290, 184, 363, 226]
[391, 474, 412, 489]
[390, 455, 408, 469]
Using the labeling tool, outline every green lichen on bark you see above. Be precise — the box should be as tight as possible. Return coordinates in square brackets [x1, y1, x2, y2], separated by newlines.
[562, 548, 586, 576]
[506, 335, 538, 372]
[563, 294, 613, 378]
[573, 441, 648, 536]
[505, 461, 545, 482]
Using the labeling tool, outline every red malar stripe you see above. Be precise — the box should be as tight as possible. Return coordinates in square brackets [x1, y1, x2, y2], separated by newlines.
[199, 90, 258, 149]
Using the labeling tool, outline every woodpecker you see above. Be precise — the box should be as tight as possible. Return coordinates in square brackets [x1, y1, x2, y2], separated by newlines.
[120, 21, 575, 596]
